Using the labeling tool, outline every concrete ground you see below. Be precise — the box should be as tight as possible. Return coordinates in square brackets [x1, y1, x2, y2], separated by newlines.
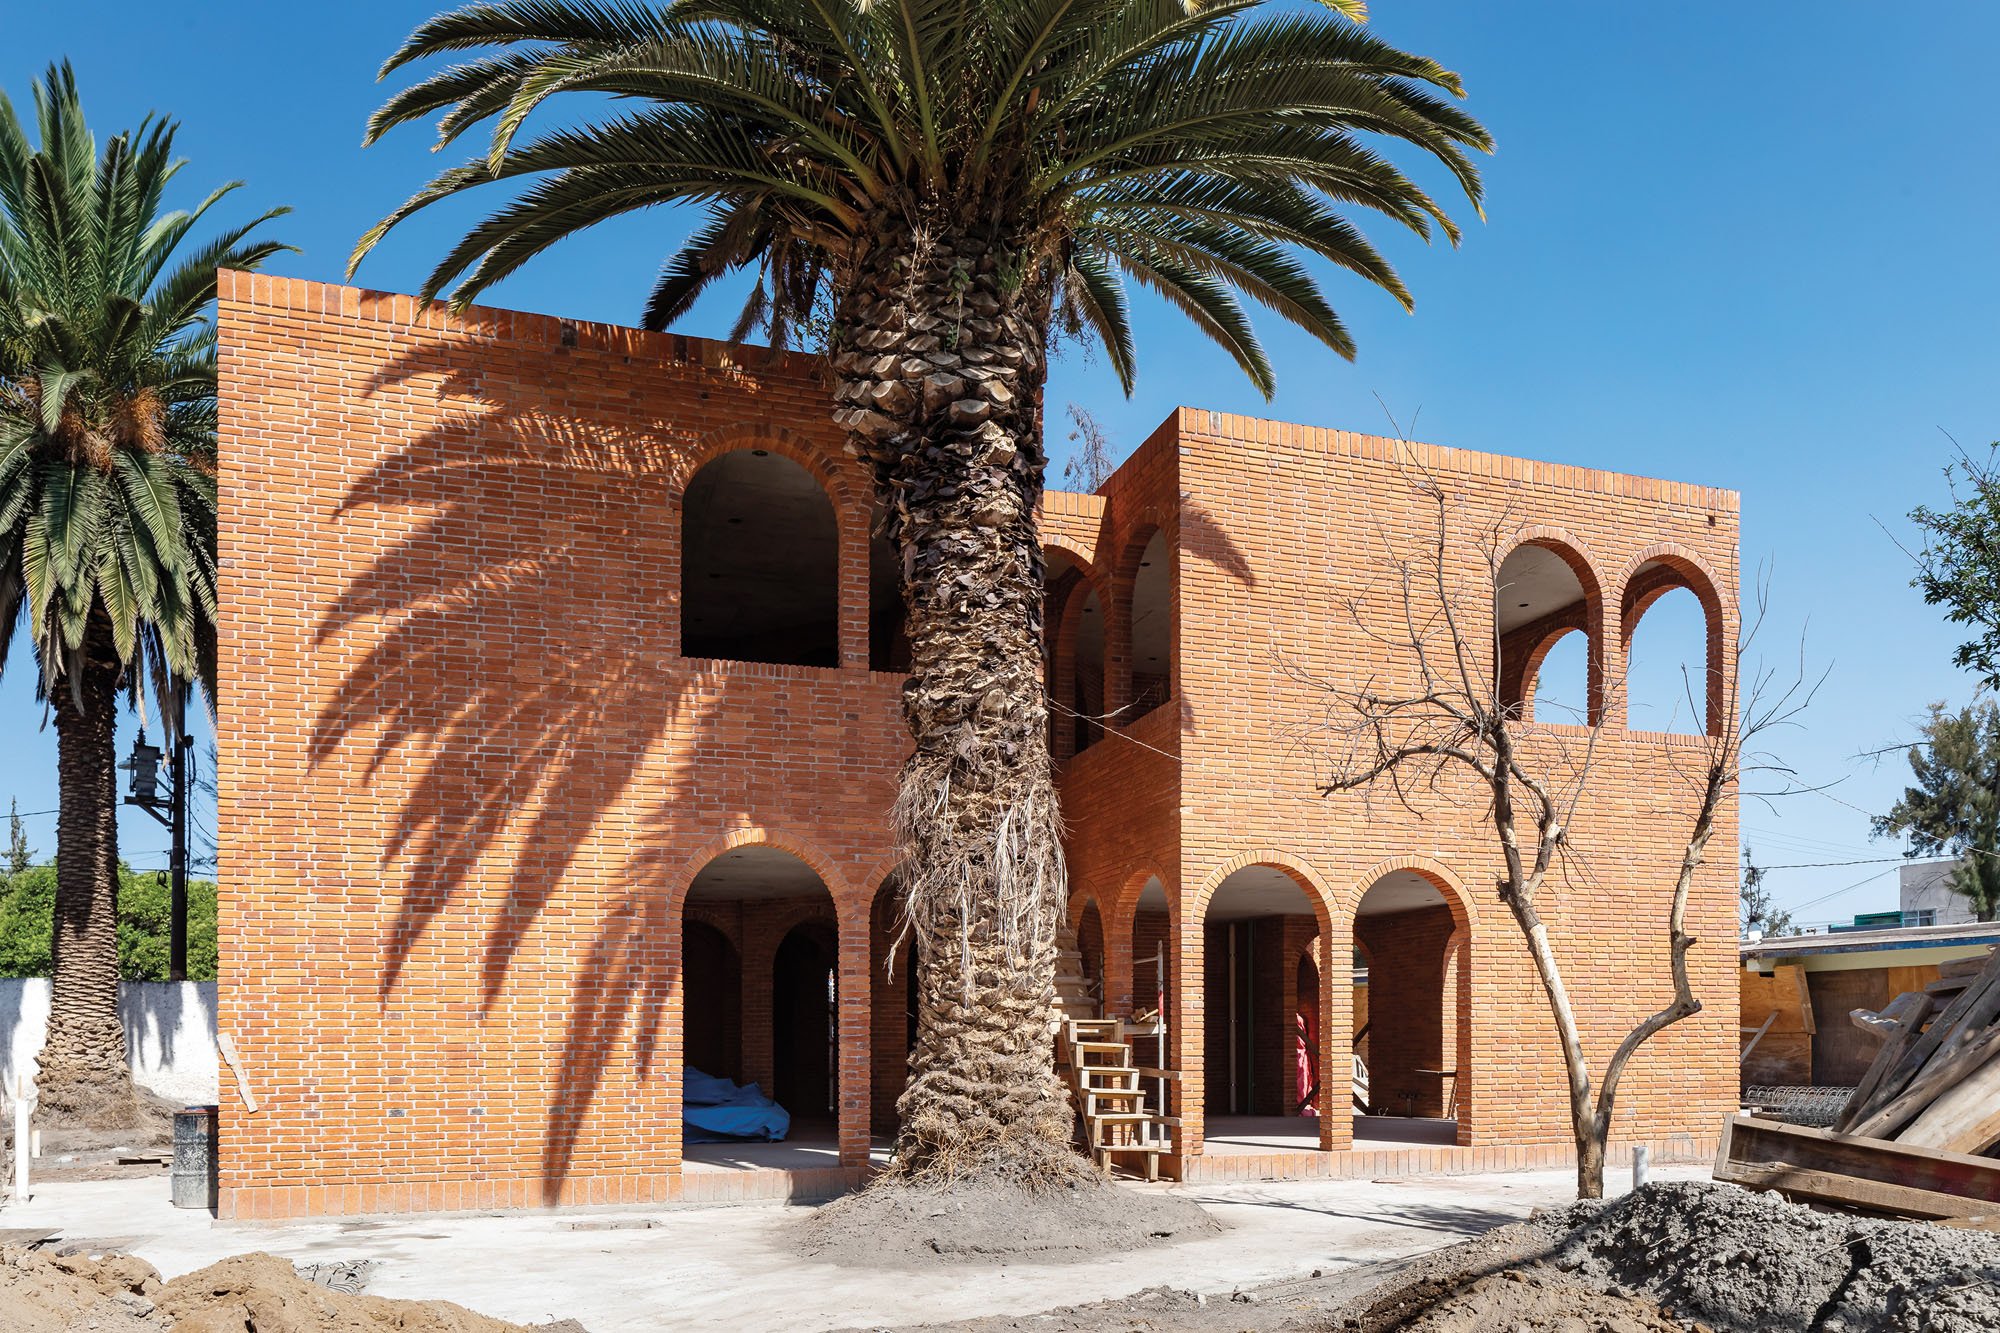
[0, 1165, 1704, 1332]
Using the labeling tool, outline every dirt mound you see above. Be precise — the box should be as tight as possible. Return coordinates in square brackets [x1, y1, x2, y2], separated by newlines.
[1385, 1263, 1691, 1333]
[1543, 1180, 2000, 1332]
[0, 1244, 572, 1332]
[0, 1244, 163, 1333]
[796, 1177, 1219, 1266]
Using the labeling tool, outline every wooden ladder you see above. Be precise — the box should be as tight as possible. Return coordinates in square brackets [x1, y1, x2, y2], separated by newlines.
[1052, 930, 1178, 1180]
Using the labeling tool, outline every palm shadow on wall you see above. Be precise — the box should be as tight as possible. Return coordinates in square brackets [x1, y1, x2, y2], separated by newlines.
[309, 338, 741, 1196]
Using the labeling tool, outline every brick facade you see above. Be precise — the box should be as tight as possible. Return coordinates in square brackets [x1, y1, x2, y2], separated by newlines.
[216, 275, 1738, 1218]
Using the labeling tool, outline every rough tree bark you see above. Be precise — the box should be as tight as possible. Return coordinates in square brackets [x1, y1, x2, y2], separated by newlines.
[831, 222, 1082, 1186]
[40, 613, 136, 1118]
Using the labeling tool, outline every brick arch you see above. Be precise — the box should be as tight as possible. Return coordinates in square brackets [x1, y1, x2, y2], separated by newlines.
[1496, 528, 1607, 726]
[1349, 855, 1474, 1138]
[1193, 850, 1340, 928]
[1041, 532, 1100, 577]
[1615, 542, 1729, 737]
[1050, 561, 1112, 759]
[674, 421, 867, 518]
[1108, 519, 1174, 719]
[1189, 852, 1343, 1147]
[674, 424, 871, 668]
[667, 826, 855, 907]
[1343, 854, 1478, 933]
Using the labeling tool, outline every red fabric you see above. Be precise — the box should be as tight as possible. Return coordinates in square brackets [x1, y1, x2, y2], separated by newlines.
[1295, 997, 1320, 1117]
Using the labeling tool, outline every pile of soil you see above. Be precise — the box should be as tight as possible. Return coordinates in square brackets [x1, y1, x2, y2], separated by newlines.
[881, 1181, 2000, 1331]
[0, 1244, 580, 1332]
[1538, 1180, 2000, 1332]
[797, 1177, 1220, 1266]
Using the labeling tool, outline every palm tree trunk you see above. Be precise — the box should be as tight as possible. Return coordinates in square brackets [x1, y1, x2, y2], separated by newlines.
[40, 613, 134, 1118]
[833, 225, 1083, 1186]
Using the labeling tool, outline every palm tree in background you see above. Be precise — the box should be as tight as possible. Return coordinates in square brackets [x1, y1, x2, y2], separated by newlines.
[0, 64, 288, 1113]
[356, 0, 1487, 1187]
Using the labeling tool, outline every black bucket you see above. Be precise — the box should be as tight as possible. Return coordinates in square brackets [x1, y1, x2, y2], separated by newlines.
[171, 1105, 218, 1210]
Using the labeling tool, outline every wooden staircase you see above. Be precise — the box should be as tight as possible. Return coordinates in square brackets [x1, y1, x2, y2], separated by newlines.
[1052, 930, 1178, 1180]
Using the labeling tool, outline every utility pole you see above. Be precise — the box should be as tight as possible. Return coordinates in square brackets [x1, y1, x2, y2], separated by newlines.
[169, 690, 189, 983]
[121, 688, 191, 982]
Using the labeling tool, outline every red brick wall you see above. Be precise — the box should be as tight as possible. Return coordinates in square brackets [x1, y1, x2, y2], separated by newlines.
[1171, 409, 1740, 1155]
[218, 277, 1737, 1215]
[216, 274, 907, 1218]
[1356, 905, 1457, 1117]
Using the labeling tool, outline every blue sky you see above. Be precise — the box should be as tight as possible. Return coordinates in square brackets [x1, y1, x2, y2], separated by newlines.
[2, 2, 1995, 922]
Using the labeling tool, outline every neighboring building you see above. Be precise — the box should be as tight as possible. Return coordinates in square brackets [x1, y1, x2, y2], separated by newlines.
[1900, 859, 1983, 928]
[1740, 922, 2000, 1089]
[213, 274, 1740, 1219]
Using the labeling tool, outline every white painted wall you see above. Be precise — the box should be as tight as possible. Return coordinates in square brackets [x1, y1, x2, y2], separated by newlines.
[1900, 860, 1982, 927]
[0, 979, 218, 1108]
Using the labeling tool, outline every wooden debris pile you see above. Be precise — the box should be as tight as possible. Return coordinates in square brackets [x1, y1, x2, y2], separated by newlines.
[1833, 947, 2000, 1153]
[1717, 945, 2000, 1226]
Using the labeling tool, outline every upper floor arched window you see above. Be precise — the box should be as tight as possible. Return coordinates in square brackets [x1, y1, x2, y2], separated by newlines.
[1128, 529, 1172, 719]
[1495, 541, 1600, 725]
[1621, 557, 1721, 735]
[682, 449, 838, 667]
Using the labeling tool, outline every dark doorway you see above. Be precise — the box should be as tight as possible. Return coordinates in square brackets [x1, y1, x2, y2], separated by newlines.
[774, 923, 838, 1120]
[683, 921, 742, 1083]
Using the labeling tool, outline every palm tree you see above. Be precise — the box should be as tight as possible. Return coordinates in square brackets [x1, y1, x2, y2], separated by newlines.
[0, 64, 288, 1113]
[356, 0, 1486, 1186]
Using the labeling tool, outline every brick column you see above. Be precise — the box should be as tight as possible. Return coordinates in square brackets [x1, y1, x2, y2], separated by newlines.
[837, 902, 872, 1166]
[740, 920, 776, 1095]
[836, 501, 870, 670]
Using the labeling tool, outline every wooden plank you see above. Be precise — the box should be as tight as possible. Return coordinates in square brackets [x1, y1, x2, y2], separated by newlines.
[1852, 1021, 2000, 1140]
[1719, 1116, 2000, 1208]
[1836, 991, 1933, 1131]
[1941, 951, 1994, 980]
[1722, 1161, 2000, 1222]
[1786, 964, 1816, 1035]
[1850, 947, 2000, 1125]
[1897, 1047, 2000, 1154]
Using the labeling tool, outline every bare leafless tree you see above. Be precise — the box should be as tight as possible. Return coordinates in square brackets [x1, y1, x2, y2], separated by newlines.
[1298, 470, 1811, 1198]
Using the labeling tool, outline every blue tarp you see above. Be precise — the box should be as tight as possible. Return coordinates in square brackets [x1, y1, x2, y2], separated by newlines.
[683, 1068, 791, 1143]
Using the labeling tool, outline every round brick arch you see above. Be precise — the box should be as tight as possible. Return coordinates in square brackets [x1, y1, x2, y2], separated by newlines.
[1349, 855, 1475, 1142]
[666, 826, 856, 909]
[1614, 542, 1730, 736]
[1496, 527, 1608, 726]
[674, 421, 868, 519]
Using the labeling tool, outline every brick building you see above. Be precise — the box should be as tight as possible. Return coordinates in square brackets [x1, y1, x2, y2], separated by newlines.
[214, 274, 1739, 1219]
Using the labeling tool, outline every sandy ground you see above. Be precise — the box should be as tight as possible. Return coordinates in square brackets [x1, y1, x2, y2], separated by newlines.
[0, 1165, 1702, 1331]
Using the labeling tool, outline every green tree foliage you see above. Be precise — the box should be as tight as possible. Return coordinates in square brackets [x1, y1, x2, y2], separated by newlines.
[0, 861, 216, 981]
[1739, 845, 1792, 938]
[1873, 700, 2000, 922]
[0, 64, 284, 1093]
[6, 798, 31, 874]
[1909, 445, 2000, 688]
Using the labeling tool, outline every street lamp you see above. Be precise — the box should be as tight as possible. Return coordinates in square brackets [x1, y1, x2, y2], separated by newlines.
[123, 695, 190, 983]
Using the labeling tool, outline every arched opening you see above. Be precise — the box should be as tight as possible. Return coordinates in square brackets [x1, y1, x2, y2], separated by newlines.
[1124, 876, 1175, 1135]
[1073, 586, 1105, 752]
[773, 922, 838, 1119]
[1532, 629, 1590, 724]
[682, 450, 838, 667]
[1496, 542, 1597, 724]
[1352, 870, 1466, 1147]
[683, 921, 742, 1084]
[1294, 948, 1322, 1120]
[1623, 564, 1715, 735]
[869, 510, 910, 673]
[869, 875, 918, 1138]
[1202, 865, 1324, 1147]
[1128, 529, 1172, 720]
[681, 845, 838, 1162]
[1073, 898, 1106, 1007]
